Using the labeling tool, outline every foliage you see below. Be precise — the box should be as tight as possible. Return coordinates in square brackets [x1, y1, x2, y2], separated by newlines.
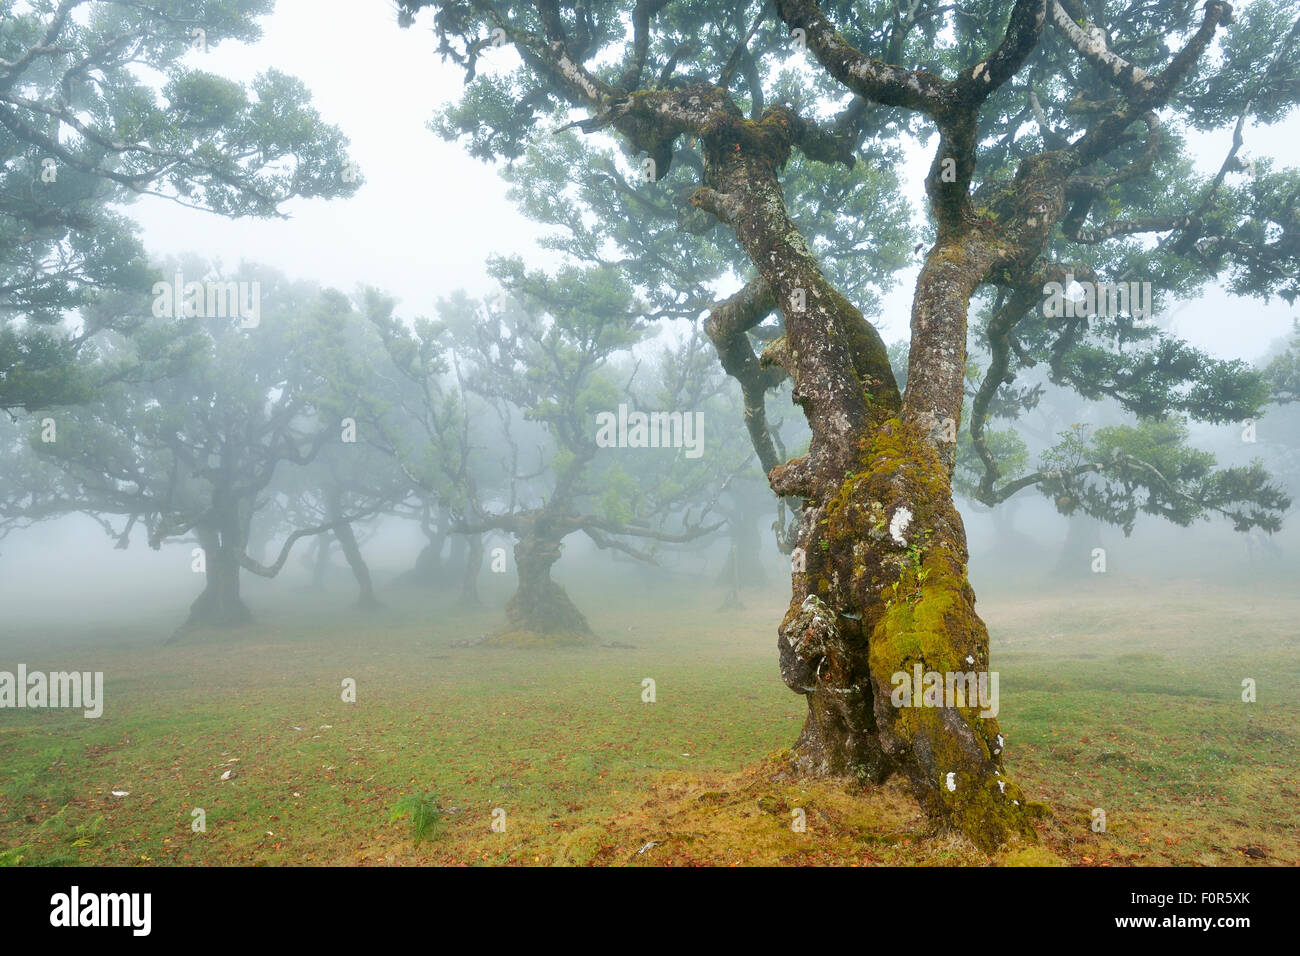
[389, 793, 443, 846]
[0, 0, 357, 412]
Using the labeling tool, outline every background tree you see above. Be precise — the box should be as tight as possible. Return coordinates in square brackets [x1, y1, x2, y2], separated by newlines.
[361, 287, 502, 605]
[0, 0, 356, 413]
[369, 269, 722, 644]
[260, 439, 408, 611]
[31, 264, 368, 629]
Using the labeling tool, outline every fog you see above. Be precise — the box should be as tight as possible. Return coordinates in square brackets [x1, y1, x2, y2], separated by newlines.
[3, 0, 1298, 876]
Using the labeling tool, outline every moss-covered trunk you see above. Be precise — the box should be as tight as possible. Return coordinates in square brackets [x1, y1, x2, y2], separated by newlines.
[646, 91, 1041, 849]
[774, 241, 1037, 851]
[497, 524, 590, 644]
[782, 416, 1036, 850]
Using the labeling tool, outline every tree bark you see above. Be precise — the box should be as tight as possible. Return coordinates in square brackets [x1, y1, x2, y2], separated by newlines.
[187, 521, 252, 627]
[499, 524, 590, 643]
[334, 519, 381, 610]
[310, 533, 332, 590]
[674, 96, 1036, 850]
[458, 532, 483, 607]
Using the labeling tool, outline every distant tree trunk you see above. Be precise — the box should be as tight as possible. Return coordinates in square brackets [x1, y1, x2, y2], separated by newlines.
[310, 534, 332, 590]
[406, 540, 443, 585]
[989, 499, 1016, 553]
[445, 533, 468, 591]
[499, 525, 590, 642]
[393, 505, 448, 588]
[1052, 513, 1104, 578]
[458, 532, 483, 606]
[718, 542, 745, 610]
[187, 517, 251, 627]
[983, 497, 1044, 566]
[334, 519, 381, 610]
[714, 504, 768, 589]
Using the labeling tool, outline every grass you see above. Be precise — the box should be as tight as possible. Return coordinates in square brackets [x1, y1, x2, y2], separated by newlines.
[0, 564, 1296, 866]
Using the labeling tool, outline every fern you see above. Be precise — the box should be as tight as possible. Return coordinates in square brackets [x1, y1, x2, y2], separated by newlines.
[70, 815, 105, 848]
[388, 793, 442, 846]
[0, 845, 31, 867]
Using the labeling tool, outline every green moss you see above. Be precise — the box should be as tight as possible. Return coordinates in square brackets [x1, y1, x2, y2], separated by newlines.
[997, 846, 1068, 867]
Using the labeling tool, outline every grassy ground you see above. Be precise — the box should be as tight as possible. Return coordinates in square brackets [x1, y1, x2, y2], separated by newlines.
[0, 565, 1296, 866]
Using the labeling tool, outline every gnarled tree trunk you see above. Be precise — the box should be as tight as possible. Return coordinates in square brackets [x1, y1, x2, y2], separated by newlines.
[334, 519, 381, 610]
[393, 505, 449, 588]
[679, 95, 1036, 850]
[498, 523, 590, 644]
[188, 520, 252, 627]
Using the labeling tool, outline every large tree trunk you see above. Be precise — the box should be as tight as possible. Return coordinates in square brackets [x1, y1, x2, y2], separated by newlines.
[334, 519, 381, 610]
[187, 522, 252, 627]
[773, 246, 1036, 852]
[684, 104, 1035, 850]
[497, 527, 590, 644]
[778, 417, 1035, 850]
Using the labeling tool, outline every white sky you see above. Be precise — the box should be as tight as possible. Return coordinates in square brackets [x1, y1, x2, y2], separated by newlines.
[127, 0, 1299, 361]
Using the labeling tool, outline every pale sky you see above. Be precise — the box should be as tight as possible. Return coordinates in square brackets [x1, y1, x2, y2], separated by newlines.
[127, 0, 1299, 361]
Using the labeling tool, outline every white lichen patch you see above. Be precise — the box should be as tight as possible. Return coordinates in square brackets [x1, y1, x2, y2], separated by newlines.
[945, 772, 957, 792]
[889, 506, 913, 545]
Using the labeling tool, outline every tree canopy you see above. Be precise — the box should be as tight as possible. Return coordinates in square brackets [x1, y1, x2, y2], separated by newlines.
[0, 0, 357, 412]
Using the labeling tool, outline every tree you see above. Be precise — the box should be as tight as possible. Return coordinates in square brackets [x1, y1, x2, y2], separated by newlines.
[360, 288, 502, 605]
[399, 0, 1298, 849]
[0, 0, 357, 413]
[32, 264, 369, 628]
[260, 436, 408, 611]
[368, 271, 722, 643]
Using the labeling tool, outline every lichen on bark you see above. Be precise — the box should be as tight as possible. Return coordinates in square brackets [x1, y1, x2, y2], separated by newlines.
[777, 416, 1036, 850]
